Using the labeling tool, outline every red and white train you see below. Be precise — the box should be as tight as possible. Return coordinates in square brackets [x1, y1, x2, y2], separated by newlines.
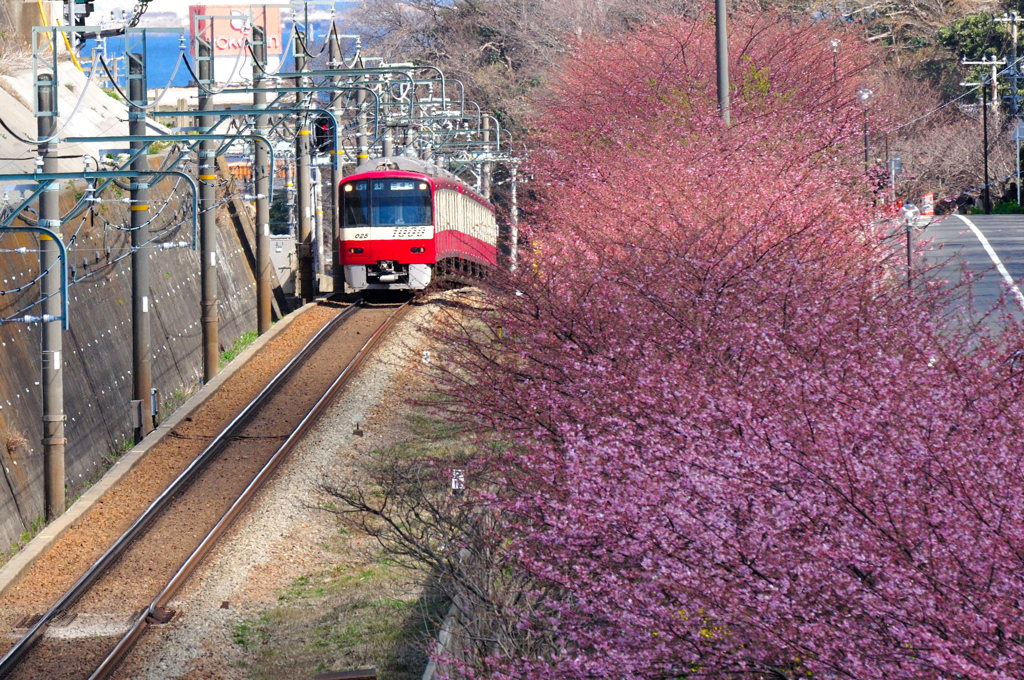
[338, 157, 498, 291]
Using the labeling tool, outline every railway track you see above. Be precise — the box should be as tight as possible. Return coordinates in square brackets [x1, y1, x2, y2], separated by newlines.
[0, 298, 409, 679]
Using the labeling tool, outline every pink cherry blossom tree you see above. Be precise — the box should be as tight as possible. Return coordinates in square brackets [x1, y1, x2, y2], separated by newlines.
[333, 8, 1024, 679]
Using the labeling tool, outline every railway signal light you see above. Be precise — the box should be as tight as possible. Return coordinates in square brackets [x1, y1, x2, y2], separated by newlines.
[312, 113, 333, 153]
[65, 0, 94, 26]
[64, 0, 94, 46]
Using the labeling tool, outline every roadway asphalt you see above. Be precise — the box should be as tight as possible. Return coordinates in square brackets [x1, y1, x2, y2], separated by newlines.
[916, 213, 1024, 326]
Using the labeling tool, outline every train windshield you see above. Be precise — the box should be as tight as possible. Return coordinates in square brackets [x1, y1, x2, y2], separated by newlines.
[341, 179, 432, 227]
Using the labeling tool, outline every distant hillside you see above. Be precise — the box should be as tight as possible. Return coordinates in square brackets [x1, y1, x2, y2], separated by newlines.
[138, 10, 186, 28]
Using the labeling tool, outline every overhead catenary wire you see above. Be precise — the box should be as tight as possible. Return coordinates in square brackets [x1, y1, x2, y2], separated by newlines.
[96, 50, 187, 109]
[182, 26, 260, 96]
[0, 57, 101, 145]
[0, 17, 338, 333]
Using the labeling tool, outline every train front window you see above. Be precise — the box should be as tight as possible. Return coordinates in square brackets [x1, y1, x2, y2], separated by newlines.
[371, 180, 432, 226]
[342, 181, 370, 227]
[342, 179, 432, 228]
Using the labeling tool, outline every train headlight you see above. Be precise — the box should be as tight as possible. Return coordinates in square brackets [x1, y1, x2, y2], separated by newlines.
[411, 247, 425, 253]
[349, 247, 364, 254]
[343, 184, 354, 192]
[419, 183, 428, 190]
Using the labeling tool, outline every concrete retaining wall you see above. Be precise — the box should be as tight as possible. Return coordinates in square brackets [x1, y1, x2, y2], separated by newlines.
[0, 156, 267, 553]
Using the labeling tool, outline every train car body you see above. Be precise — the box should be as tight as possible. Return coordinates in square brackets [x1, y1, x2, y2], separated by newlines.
[338, 157, 498, 291]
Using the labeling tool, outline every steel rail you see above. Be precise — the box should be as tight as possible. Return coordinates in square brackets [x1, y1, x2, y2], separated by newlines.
[0, 300, 367, 679]
[90, 300, 410, 679]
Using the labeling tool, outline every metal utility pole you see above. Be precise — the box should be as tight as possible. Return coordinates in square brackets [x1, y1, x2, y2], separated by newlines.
[404, 127, 418, 158]
[285, 159, 295, 237]
[252, 25, 272, 333]
[481, 116, 492, 199]
[961, 61, 1001, 213]
[990, 55, 1002, 105]
[998, 12, 1022, 203]
[329, 31, 344, 293]
[356, 84, 369, 166]
[509, 163, 519, 270]
[313, 165, 323, 281]
[830, 37, 840, 85]
[715, 0, 730, 126]
[962, 56, 1005, 106]
[196, 36, 219, 381]
[37, 73, 65, 520]
[128, 53, 152, 439]
[984, 92, 992, 213]
[295, 30, 314, 302]
[888, 155, 902, 207]
[997, 12, 1020, 115]
[1017, 19, 1023, 206]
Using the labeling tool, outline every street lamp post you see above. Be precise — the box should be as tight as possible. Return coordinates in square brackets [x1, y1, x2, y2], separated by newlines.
[857, 88, 873, 167]
[902, 203, 921, 291]
[716, 0, 730, 125]
[889, 155, 902, 206]
[830, 38, 840, 84]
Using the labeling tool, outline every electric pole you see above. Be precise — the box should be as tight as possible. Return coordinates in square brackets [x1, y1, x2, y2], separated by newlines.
[295, 30, 314, 302]
[197, 36, 219, 381]
[129, 52, 153, 438]
[962, 56, 1005, 106]
[329, 28, 344, 294]
[998, 12, 1022, 203]
[962, 57, 1004, 213]
[252, 23, 272, 333]
[37, 73, 65, 520]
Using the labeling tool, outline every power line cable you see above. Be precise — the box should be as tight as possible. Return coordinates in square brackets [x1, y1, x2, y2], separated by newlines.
[0, 62, 101, 145]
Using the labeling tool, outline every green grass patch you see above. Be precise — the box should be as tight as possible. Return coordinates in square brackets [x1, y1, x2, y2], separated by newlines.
[406, 412, 464, 441]
[228, 386, 472, 678]
[220, 331, 259, 368]
[147, 140, 173, 155]
[232, 615, 273, 649]
[0, 515, 45, 567]
[161, 389, 190, 419]
[230, 550, 444, 680]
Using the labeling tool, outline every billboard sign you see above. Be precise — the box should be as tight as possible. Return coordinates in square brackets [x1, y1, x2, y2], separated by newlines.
[189, 4, 283, 59]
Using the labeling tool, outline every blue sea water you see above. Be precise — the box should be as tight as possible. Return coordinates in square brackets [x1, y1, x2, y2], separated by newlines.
[80, 19, 337, 91]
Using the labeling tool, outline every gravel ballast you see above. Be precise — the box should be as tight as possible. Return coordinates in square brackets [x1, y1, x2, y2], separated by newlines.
[113, 290, 470, 680]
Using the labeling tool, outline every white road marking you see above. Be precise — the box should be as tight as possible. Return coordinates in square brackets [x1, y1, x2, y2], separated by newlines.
[955, 214, 1024, 310]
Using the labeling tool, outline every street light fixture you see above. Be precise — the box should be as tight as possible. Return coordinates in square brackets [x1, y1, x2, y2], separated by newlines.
[857, 88, 873, 167]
